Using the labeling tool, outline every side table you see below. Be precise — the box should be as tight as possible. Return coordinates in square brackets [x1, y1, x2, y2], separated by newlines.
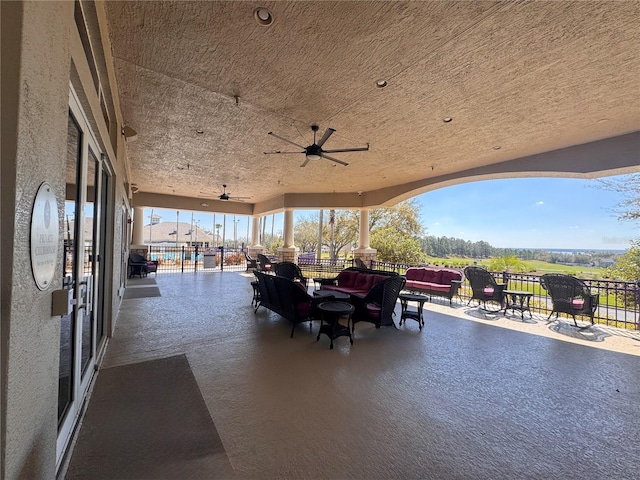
[313, 290, 350, 302]
[399, 293, 428, 330]
[313, 277, 337, 290]
[317, 301, 354, 349]
[503, 290, 533, 320]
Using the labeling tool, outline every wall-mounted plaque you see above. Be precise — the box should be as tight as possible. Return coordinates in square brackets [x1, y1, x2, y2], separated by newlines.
[31, 182, 59, 290]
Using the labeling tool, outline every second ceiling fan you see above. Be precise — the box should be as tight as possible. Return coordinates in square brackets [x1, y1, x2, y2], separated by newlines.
[200, 184, 250, 202]
[264, 125, 369, 167]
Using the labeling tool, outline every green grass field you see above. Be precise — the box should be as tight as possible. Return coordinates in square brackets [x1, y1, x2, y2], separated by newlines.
[425, 257, 606, 279]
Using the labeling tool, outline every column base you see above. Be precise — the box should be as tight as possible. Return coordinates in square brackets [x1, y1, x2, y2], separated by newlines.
[354, 248, 377, 268]
[248, 246, 265, 259]
[129, 245, 149, 257]
[278, 247, 299, 263]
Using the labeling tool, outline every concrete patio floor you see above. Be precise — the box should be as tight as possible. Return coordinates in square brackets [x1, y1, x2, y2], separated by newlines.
[67, 271, 640, 479]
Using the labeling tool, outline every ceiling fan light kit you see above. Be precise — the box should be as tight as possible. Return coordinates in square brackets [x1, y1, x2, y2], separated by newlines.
[264, 125, 369, 167]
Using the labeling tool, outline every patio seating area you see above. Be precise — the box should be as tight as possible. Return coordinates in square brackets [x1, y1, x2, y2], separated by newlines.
[64, 271, 640, 479]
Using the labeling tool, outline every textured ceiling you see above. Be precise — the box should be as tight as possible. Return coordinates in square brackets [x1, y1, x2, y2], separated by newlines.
[104, 1, 640, 213]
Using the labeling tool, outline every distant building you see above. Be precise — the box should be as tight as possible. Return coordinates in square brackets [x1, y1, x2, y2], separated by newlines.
[143, 221, 215, 247]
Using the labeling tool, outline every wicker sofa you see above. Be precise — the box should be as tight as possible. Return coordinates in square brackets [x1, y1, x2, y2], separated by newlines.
[254, 271, 320, 338]
[321, 267, 403, 329]
[404, 267, 463, 305]
[320, 267, 398, 298]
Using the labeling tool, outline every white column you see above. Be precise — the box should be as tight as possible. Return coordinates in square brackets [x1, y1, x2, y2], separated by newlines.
[355, 208, 376, 266]
[284, 209, 294, 248]
[278, 209, 298, 263]
[132, 206, 145, 245]
[251, 216, 261, 246]
[358, 209, 370, 249]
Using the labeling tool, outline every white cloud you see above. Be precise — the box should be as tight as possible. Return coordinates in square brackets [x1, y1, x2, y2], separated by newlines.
[535, 201, 544, 206]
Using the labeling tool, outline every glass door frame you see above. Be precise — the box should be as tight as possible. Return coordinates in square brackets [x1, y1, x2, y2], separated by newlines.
[57, 84, 111, 466]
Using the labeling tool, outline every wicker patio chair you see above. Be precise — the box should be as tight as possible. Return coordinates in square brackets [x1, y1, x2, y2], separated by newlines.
[128, 253, 158, 278]
[274, 261, 308, 288]
[257, 253, 276, 273]
[352, 275, 406, 331]
[244, 252, 258, 271]
[354, 257, 370, 270]
[463, 266, 507, 312]
[540, 273, 599, 328]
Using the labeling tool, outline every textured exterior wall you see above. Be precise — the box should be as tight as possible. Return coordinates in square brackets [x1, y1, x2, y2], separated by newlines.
[1, 2, 73, 479]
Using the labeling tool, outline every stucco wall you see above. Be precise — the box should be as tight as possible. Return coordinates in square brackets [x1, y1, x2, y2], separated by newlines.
[1, 2, 73, 479]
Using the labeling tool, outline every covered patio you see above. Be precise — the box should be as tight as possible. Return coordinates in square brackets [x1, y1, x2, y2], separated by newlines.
[64, 271, 640, 479]
[3, 2, 639, 478]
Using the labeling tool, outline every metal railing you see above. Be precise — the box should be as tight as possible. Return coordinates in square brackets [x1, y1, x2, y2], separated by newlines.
[372, 261, 639, 330]
[297, 258, 352, 279]
[147, 246, 248, 273]
[139, 250, 640, 330]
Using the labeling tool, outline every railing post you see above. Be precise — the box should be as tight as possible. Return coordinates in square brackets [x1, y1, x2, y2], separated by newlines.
[181, 245, 185, 273]
[194, 244, 199, 273]
[219, 245, 224, 271]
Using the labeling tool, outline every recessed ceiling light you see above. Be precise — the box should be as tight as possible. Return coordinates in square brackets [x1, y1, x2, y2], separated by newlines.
[196, 129, 204, 134]
[376, 79, 388, 88]
[443, 117, 453, 123]
[254, 7, 273, 26]
[493, 145, 501, 150]
[200, 202, 209, 207]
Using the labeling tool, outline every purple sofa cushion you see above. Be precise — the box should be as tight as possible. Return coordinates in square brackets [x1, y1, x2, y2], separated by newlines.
[322, 285, 363, 295]
[422, 269, 439, 283]
[405, 268, 422, 281]
[440, 269, 462, 284]
[354, 273, 373, 291]
[423, 283, 450, 293]
[337, 270, 359, 288]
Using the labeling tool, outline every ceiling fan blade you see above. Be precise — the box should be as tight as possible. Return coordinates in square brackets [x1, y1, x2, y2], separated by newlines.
[316, 128, 336, 147]
[263, 150, 305, 154]
[267, 132, 306, 150]
[320, 153, 349, 166]
[322, 145, 370, 153]
[300, 157, 311, 167]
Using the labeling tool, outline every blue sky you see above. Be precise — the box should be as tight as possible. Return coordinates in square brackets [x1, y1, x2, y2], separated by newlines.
[417, 176, 636, 250]
[143, 174, 638, 251]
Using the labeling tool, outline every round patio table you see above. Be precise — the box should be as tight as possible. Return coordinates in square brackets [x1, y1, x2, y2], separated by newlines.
[316, 301, 354, 349]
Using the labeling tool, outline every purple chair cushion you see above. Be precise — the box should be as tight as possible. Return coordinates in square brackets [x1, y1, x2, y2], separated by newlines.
[295, 302, 311, 318]
[366, 303, 381, 320]
[572, 299, 585, 309]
